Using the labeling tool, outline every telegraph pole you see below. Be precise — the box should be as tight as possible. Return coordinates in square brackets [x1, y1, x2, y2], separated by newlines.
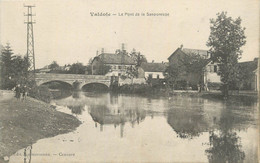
[24, 5, 36, 79]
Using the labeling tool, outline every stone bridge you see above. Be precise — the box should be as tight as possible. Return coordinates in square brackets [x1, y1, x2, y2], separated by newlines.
[35, 73, 111, 89]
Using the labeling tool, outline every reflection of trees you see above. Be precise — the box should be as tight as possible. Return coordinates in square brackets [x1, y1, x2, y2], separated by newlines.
[206, 131, 245, 163]
[167, 109, 209, 139]
[67, 105, 85, 115]
[206, 107, 246, 163]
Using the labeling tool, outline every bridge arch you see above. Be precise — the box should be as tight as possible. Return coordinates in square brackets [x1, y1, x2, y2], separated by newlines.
[39, 80, 73, 90]
[81, 82, 109, 92]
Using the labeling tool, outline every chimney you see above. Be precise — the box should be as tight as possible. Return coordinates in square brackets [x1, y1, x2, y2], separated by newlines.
[152, 60, 154, 63]
[121, 43, 125, 51]
[180, 44, 183, 49]
[101, 48, 104, 53]
[96, 50, 99, 56]
[121, 43, 126, 54]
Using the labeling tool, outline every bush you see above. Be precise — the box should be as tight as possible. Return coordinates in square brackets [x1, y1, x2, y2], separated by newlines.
[208, 82, 221, 90]
[29, 85, 52, 103]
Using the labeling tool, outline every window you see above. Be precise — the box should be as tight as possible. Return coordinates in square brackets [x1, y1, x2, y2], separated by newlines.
[209, 65, 213, 72]
[148, 74, 153, 79]
[118, 66, 122, 69]
[157, 74, 160, 79]
[214, 65, 217, 72]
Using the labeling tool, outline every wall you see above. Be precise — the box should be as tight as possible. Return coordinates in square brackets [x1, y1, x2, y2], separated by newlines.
[105, 64, 133, 77]
[204, 63, 221, 83]
[144, 72, 164, 79]
[118, 78, 146, 86]
[168, 48, 184, 65]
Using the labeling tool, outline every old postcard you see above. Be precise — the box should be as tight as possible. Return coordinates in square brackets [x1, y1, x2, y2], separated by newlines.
[0, 0, 259, 162]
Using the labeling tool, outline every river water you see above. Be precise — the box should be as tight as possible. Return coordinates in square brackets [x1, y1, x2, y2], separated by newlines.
[9, 92, 258, 163]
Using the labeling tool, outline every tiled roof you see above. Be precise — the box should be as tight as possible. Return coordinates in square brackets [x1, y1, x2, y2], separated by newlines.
[97, 53, 135, 65]
[238, 59, 258, 72]
[140, 62, 168, 72]
[182, 48, 209, 57]
[168, 47, 210, 60]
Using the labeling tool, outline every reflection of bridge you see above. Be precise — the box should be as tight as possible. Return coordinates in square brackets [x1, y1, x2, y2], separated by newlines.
[35, 73, 111, 89]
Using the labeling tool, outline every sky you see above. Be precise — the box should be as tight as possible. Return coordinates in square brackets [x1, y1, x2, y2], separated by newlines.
[0, 0, 259, 68]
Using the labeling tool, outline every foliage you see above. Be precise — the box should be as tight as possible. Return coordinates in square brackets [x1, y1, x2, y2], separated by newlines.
[164, 58, 185, 88]
[0, 43, 29, 89]
[85, 65, 92, 75]
[68, 62, 85, 74]
[49, 61, 59, 70]
[237, 62, 257, 90]
[129, 49, 147, 66]
[29, 85, 52, 103]
[206, 131, 245, 163]
[125, 65, 138, 78]
[207, 12, 246, 96]
[164, 54, 206, 89]
[94, 63, 110, 75]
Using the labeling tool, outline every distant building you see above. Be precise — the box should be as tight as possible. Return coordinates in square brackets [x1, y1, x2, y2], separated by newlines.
[138, 62, 168, 79]
[37, 65, 51, 73]
[238, 58, 258, 91]
[91, 51, 135, 76]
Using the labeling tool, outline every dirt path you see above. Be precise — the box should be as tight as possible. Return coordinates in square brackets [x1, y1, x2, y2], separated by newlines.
[0, 91, 81, 162]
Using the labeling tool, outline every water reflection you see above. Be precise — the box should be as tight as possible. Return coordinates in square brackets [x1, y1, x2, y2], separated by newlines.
[72, 91, 80, 99]
[206, 131, 245, 163]
[205, 101, 257, 163]
[23, 145, 32, 163]
[9, 92, 258, 163]
[67, 105, 85, 115]
[167, 110, 209, 138]
[89, 105, 146, 137]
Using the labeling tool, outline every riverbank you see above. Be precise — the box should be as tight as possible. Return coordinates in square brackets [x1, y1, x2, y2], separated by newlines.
[0, 91, 81, 162]
[113, 84, 258, 101]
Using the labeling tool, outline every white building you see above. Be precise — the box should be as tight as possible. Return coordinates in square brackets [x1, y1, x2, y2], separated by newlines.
[138, 62, 168, 79]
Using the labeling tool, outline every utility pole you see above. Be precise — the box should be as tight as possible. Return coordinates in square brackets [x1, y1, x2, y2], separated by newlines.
[24, 5, 36, 80]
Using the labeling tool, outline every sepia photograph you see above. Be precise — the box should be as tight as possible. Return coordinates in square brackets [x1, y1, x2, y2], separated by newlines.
[0, 0, 259, 162]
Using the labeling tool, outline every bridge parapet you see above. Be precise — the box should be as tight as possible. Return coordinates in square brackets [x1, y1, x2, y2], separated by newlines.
[35, 73, 110, 80]
[35, 73, 111, 88]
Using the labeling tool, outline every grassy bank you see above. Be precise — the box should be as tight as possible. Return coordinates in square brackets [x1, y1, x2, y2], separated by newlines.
[0, 92, 81, 161]
[113, 84, 258, 102]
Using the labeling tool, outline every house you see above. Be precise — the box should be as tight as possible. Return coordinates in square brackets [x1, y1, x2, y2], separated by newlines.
[168, 45, 210, 65]
[203, 61, 221, 90]
[37, 65, 51, 73]
[138, 62, 168, 79]
[91, 51, 135, 76]
[238, 58, 258, 91]
[168, 45, 221, 89]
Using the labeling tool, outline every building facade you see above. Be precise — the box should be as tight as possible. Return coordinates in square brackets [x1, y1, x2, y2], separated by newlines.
[138, 62, 168, 79]
[91, 51, 135, 76]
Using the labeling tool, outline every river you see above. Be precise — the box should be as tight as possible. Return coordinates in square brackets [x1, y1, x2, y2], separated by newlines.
[9, 92, 258, 163]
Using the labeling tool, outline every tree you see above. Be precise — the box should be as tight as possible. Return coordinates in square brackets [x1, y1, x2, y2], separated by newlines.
[207, 12, 246, 96]
[164, 54, 207, 89]
[129, 49, 147, 66]
[10, 55, 30, 85]
[49, 61, 59, 70]
[0, 43, 29, 89]
[68, 62, 86, 74]
[164, 60, 185, 89]
[95, 63, 110, 75]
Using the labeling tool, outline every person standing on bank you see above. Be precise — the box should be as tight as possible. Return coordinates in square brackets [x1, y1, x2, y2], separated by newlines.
[22, 85, 28, 100]
[14, 84, 21, 100]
